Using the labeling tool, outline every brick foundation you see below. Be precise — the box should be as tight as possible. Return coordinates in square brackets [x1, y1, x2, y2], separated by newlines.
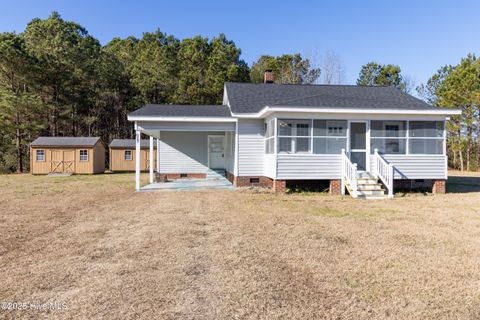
[432, 179, 446, 194]
[329, 179, 342, 195]
[225, 171, 274, 188]
[155, 173, 206, 182]
[273, 180, 286, 193]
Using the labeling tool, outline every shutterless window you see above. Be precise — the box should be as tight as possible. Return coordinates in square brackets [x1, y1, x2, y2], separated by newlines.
[124, 150, 132, 160]
[312, 120, 347, 154]
[370, 121, 407, 154]
[265, 119, 275, 154]
[409, 121, 444, 154]
[79, 149, 88, 161]
[278, 119, 311, 153]
[36, 149, 45, 161]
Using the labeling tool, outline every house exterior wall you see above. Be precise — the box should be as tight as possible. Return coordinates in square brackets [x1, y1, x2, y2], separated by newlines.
[237, 119, 264, 176]
[224, 131, 235, 174]
[110, 148, 156, 172]
[159, 131, 223, 174]
[30, 145, 104, 174]
[263, 154, 276, 179]
[370, 155, 446, 179]
[276, 155, 342, 180]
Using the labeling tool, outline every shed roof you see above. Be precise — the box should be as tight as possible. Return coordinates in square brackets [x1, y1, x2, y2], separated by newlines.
[224, 82, 442, 114]
[30, 137, 101, 147]
[128, 104, 232, 118]
[109, 139, 156, 149]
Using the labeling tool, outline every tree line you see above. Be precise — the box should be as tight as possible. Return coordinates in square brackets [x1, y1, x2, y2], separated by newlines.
[0, 12, 477, 172]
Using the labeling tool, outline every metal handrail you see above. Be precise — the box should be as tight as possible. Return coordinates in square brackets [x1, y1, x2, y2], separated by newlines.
[373, 148, 394, 198]
[341, 149, 358, 198]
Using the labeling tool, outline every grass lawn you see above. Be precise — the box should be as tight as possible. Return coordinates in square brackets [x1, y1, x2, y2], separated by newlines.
[1, 172, 480, 319]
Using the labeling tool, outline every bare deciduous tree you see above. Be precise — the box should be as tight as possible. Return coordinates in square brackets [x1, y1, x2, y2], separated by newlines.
[321, 50, 346, 85]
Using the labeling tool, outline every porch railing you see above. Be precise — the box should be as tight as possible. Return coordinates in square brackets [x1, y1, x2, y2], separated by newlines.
[341, 149, 358, 198]
[373, 148, 394, 198]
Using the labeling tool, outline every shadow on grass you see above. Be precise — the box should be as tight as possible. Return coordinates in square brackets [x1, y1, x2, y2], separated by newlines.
[447, 175, 480, 193]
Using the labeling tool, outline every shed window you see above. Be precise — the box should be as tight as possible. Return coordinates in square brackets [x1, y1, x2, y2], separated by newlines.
[124, 150, 133, 160]
[36, 150, 45, 161]
[79, 150, 88, 161]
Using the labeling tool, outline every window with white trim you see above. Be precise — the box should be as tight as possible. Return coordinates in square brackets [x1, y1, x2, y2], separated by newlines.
[124, 150, 132, 160]
[312, 120, 347, 154]
[278, 119, 311, 153]
[79, 149, 88, 161]
[370, 121, 407, 154]
[408, 121, 444, 154]
[264, 119, 275, 154]
[36, 149, 45, 161]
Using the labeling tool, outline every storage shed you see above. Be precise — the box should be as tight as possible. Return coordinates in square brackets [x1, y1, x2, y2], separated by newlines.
[30, 137, 105, 174]
[109, 139, 157, 172]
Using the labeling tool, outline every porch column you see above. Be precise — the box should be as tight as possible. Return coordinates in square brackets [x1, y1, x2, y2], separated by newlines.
[149, 136, 154, 184]
[156, 135, 160, 174]
[135, 130, 141, 191]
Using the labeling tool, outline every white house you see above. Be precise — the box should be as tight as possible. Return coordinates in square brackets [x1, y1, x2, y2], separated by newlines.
[127, 72, 461, 199]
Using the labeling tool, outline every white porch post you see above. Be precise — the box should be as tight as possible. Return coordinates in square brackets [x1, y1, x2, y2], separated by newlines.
[156, 134, 160, 174]
[149, 136, 154, 184]
[135, 130, 141, 191]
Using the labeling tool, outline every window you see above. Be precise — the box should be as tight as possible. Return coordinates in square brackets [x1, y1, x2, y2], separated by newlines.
[277, 119, 311, 153]
[124, 150, 132, 161]
[264, 119, 275, 154]
[409, 121, 444, 154]
[79, 149, 88, 161]
[370, 121, 407, 154]
[36, 149, 45, 161]
[312, 120, 347, 154]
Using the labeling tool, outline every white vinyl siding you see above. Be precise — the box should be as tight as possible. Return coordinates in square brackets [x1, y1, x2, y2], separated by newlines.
[370, 155, 446, 179]
[276, 154, 342, 180]
[264, 154, 276, 178]
[224, 131, 235, 174]
[238, 119, 264, 176]
[159, 131, 222, 173]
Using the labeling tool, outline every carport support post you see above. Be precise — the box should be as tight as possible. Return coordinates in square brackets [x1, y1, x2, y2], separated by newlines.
[149, 136, 154, 184]
[156, 134, 160, 174]
[135, 130, 141, 191]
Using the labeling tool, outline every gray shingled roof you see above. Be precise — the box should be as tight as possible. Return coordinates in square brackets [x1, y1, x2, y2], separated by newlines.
[225, 82, 441, 113]
[30, 137, 101, 147]
[129, 104, 232, 117]
[109, 139, 155, 149]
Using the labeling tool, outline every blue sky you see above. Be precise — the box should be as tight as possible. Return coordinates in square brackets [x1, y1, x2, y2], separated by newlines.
[1, 0, 479, 87]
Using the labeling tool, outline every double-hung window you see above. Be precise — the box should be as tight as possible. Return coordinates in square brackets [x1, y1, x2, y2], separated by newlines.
[278, 120, 311, 153]
[36, 150, 45, 161]
[79, 149, 88, 162]
[124, 150, 133, 160]
[409, 121, 444, 154]
[312, 120, 347, 154]
[264, 120, 275, 154]
[370, 121, 407, 154]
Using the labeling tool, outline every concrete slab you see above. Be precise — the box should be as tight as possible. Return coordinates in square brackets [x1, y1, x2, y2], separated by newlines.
[139, 177, 234, 192]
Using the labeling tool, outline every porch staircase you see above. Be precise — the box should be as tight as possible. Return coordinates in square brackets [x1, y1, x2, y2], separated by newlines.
[345, 172, 388, 200]
[341, 149, 394, 200]
[206, 169, 226, 179]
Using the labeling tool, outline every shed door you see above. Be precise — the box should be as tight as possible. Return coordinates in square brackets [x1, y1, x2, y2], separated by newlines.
[51, 150, 63, 173]
[63, 150, 75, 173]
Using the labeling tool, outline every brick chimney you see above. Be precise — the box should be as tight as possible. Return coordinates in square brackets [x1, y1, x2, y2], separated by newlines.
[264, 70, 274, 84]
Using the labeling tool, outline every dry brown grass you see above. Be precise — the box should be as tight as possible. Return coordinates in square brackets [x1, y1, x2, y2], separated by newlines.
[1, 172, 480, 319]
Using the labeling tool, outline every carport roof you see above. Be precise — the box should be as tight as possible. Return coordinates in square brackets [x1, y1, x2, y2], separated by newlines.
[128, 104, 232, 118]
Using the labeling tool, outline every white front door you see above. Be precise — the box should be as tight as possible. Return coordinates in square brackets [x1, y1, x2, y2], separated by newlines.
[208, 135, 225, 169]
